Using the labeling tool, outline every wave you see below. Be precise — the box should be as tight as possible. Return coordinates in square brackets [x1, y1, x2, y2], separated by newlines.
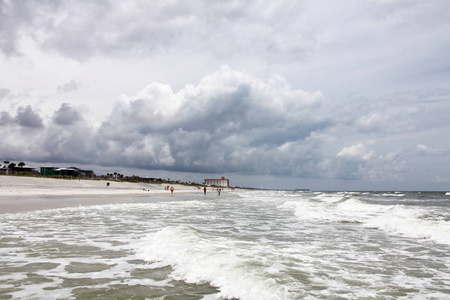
[364, 206, 450, 245]
[281, 194, 388, 223]
[281, 193, 450, 245]
[135, 226, 288, 300]
[311, 192, 348, 203]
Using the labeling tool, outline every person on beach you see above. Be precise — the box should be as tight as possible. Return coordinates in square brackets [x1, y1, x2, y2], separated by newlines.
[218, 188, 221, 196]
[170, 186, 174, 194]
[203, 187, 207, 195]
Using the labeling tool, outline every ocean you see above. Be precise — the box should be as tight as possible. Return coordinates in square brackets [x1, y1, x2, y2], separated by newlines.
[0, 190, 449, 299]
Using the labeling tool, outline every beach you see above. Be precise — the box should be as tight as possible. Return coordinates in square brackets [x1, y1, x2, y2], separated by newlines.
[0, 176, 201, 213]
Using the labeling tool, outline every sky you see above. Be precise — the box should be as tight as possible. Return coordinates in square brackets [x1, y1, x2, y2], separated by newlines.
[1, 0, 450, 191]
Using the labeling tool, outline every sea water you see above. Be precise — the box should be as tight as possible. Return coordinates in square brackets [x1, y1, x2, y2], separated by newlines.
[0, 190, 449, 299]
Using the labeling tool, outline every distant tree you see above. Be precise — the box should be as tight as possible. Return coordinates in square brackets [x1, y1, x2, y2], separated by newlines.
[4, 161, 9, 165]
[8, 163, 16, 169]
[114, 172, 117, 179]
[18, 162, 25, 168]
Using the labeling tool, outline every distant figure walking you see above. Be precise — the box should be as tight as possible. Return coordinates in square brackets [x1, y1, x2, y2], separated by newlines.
[203, 187, 207, 195]
[218, 188, 221, 196]
[170, 186, 174, 194]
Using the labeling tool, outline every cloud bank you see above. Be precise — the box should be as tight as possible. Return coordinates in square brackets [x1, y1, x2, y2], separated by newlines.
[1, 66, 449, 186]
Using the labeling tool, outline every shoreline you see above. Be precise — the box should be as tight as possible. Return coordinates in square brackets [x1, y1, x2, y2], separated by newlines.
[0, 175, 207, 214]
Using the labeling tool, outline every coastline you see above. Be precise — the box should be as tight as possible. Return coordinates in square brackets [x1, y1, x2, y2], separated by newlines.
[0, 175, 203, 213]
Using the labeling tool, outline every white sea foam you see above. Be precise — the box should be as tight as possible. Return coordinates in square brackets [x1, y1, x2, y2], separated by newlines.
[282, 192, 450, 245]
[382, 193, 406, 197]
[365, 206, 450, 245]
[281, 195, 384, 223]
[136, 226, 287, 300]
[312, 192, 347, 203]
[1, 191, 449, 299]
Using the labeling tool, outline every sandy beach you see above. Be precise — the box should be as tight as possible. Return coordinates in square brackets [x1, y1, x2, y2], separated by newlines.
[0, 176, 202, 213]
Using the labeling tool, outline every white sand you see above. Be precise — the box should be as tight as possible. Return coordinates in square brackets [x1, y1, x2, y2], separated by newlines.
[0, 176, 204, 213]
[0, 176, 200, 196]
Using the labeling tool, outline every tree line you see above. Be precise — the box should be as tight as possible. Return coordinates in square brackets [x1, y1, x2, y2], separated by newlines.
[3, 161, 26, 169]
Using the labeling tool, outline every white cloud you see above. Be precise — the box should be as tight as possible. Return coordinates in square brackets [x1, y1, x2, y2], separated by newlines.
[337, 143, 375, 161]
[355, 114, 388, 132]
[415, 144, 447, 156]
[122, 136, 175, 167]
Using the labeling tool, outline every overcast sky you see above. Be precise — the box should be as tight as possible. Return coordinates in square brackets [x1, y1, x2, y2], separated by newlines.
[1, 0, 450, 190]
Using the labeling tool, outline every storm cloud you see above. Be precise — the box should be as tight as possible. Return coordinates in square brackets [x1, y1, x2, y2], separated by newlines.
[15, 105, 44, 128]
[52, 103, 82, 126]
[93, 67, 325, 172]
[1, 66, 449, 187]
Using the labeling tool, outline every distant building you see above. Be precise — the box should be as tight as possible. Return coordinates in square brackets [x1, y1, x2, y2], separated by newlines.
[204, 176, 229, 187]
[0, 165, 8, 175]
[40, 166, 58, 176]
[0, 163, 36, 175]
[40, 166, 96, 178]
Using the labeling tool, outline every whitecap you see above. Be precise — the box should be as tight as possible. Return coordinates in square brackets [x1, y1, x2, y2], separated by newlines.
[364, 206, 450, 245]
[135, 225, 288, 300]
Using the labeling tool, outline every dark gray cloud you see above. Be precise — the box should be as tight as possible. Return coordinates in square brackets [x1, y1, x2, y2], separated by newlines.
[41, 124, 96, 164]
[15, 105, 44, 128]
[52, 103, 82, 125]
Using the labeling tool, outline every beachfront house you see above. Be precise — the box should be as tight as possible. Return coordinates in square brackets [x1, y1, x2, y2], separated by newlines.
[0, 163, 37, 175]
[204, 176, 230, 187]
[40, 166, 96, 178]
[0, 165, 8, 175]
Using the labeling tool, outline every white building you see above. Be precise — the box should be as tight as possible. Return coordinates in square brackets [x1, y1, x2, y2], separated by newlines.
[204, 176, 229, 187]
